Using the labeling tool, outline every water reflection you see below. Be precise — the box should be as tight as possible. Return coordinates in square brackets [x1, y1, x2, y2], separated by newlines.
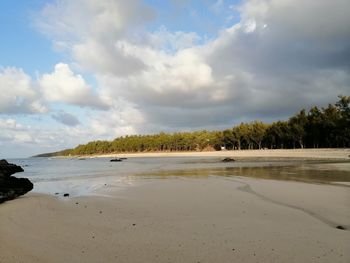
[136, 161, 350, 184]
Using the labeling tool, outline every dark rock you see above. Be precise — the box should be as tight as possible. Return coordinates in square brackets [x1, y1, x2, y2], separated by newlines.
[55, 192, 59, 195]
[63, 193, 70, 197]
[0, 159, 24, 177]
[336, 225, 346, 230]
[222, 157, 235, 162]
[110, 158, 123, 162]
[0, 159, 33, 203]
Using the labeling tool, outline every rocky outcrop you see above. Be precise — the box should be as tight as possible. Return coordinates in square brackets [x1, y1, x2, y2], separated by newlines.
[0, 160, 33, 203]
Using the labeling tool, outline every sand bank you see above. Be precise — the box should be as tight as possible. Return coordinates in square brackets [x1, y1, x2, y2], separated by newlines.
[1, 177, 349, 263]
[74, 148, 350, 160]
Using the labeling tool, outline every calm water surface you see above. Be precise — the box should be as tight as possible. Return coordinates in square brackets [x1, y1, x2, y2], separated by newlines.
[8, 157, 350, 197]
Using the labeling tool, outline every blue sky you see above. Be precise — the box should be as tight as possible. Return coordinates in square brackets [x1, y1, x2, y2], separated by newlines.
[0, 0, 349, 158]
[1, 0, 242, 71]
[144, 0, 241, 35]
[0, 1, 62, 74]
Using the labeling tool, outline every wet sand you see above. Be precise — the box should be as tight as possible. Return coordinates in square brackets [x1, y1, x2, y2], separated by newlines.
[1, 176, 349, 263]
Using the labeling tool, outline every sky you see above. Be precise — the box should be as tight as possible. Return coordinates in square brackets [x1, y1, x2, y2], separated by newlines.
[0, 0, 349, 158]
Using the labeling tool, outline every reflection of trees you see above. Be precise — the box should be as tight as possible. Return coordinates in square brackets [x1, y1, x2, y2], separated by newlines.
[138, 163, 350, 184]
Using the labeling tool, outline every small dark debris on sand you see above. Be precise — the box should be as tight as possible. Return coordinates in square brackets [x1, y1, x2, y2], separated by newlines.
[336, 225, 346, 230]
[63, 193, 70, 197]
[110, 158, 123, 162]
[222, 157, 235, 162]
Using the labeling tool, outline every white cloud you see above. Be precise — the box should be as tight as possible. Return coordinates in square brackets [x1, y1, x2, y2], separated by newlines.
[0, 116, 113, 157]
[89, 99, 144, 137]
[0, 63, 109, 115]
[2, 0, 349, 157]
[37, 0, 154, 41]
[0, 118, 34, 143]
[0, 67, 47, 114]
[39, 63, 108, 109]
[243, 19, 257, 33]
[72, 40, 146, 76]
[0, 118, 23, 130]
[239, 0, 350, 39]
[31, 0, 350, 133]
[36, 0, 154, 77]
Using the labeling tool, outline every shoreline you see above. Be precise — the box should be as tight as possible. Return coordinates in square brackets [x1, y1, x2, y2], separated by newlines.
[54, 148, 350, 160]
[1, 177, 349, 263]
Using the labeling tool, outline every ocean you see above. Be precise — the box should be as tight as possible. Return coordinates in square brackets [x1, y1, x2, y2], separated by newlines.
[7, 157, 350, 197]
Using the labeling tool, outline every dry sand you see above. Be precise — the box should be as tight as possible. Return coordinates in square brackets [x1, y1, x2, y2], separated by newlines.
[79, 148, 350, 160]
[1, 176, 349, 263]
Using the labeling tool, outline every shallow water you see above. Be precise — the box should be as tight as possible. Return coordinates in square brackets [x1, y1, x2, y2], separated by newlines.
[138, 163, 350, 184]
[8, 157, 350, 197]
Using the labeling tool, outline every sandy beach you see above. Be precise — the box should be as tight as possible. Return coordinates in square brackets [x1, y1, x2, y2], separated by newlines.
[1, 176, 350, 262]
[1, 149, 350, 262]
[74, 148, 350, 160]
[2, 0, 349, 261]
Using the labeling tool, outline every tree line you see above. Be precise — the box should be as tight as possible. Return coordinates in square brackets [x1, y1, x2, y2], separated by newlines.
[50, 96, 349, 156]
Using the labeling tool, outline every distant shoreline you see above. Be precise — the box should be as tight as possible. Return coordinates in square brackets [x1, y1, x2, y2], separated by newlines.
[53, 148, 350, 161]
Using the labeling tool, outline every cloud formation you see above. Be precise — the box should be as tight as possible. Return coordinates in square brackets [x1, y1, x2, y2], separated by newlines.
[0, 63, 108, 115]
[0, 118, 33, 143]
[37, 0, 154, 77]
[35, 0, 350, 136]
[52, 111, 81, 126]
[0, 67, 46, 114]
[2, 0, 350, 157]
[0, 116, 108, 157]
[39, 63, 108, 109]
